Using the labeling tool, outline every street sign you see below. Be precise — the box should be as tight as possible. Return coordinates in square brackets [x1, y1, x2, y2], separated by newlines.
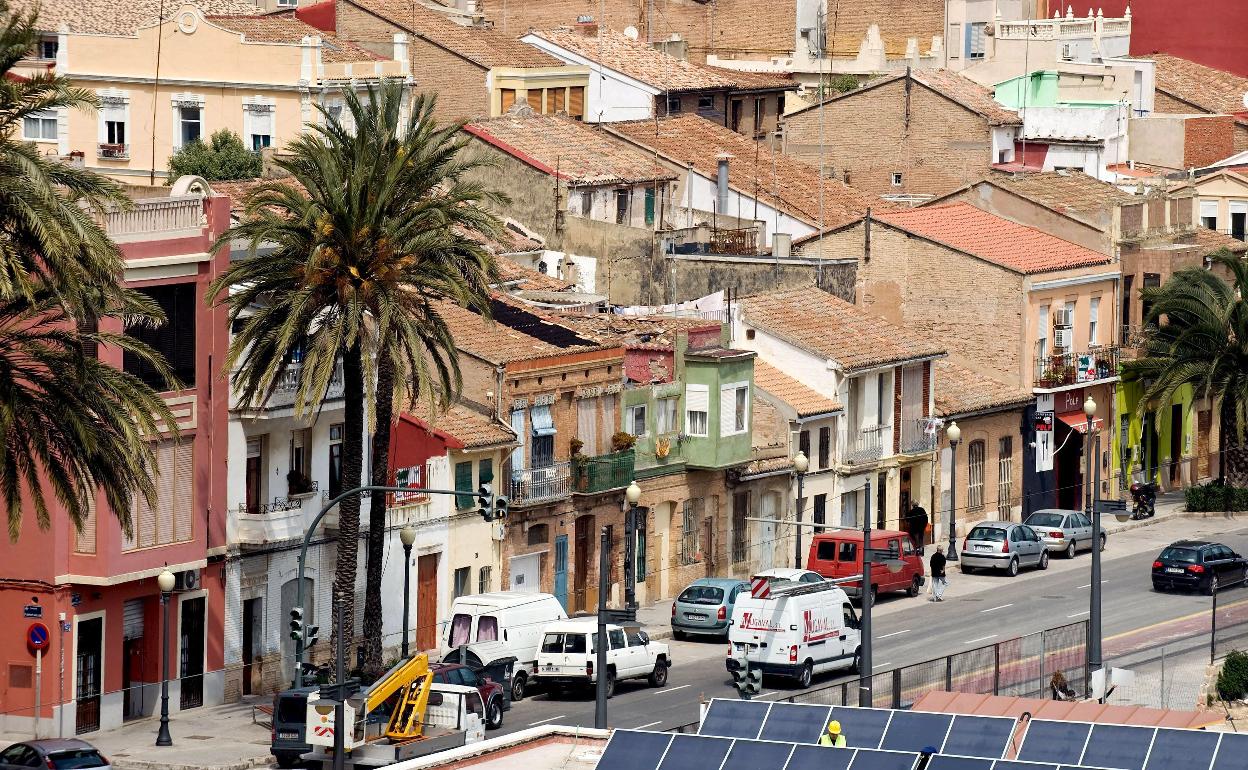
[27, 622, 50, 654]
[750, 576, 771, 599]
[22, 604, 42, 619]
[1095, 499, 1127, 513]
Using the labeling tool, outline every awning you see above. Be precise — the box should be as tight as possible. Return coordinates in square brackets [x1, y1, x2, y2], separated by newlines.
[530, 404, 556, 436]
[1057, 411, 1104, 434]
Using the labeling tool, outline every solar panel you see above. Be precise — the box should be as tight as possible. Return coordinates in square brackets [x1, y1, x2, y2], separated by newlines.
[848, 749, 919, 770]
[720, 738, 796, 770]
[699, 699, 771, 739]
[1142, 728, 1220, 770]
[785, 744, 855, 770]
[1212, 731, 1248, 770]
[993, 761, 1058, 770]
[1078, 724, 1156, 770]
[879, 710, 954, 753]
[1017, 720, 1092, 764]
[597, 730, 672, 770]
[758, 703, 833, 744]
[926, 756, 995, 770]
[657, 734, 733, 770]
[942, 716, 1017, 760]
[828, 706, 895, 749]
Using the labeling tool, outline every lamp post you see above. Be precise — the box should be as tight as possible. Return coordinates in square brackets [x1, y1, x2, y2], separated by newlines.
[859, 478, 874, 706]
[624, 481, 642, 615]
[945, 422, 962, 562]
[793, 450, 809, 569]
[1084, 395, 1103, 677]
[155, 568, 176, 747]
[399, 524, 416, 659]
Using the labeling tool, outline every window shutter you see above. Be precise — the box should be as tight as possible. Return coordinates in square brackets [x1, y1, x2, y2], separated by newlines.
[577, 399, 598, 455]
[123, 599, 145, 640]
[526, 90, 542, 111]
[455, 462, 473, 508]
[1200, 200, 1218, 219]
[685, 385, 708, 412]
[500, 89, 516, 112]
[720, 385, 735, 435]
[75, 491, 97, 554]
[173, 441, 193, 542]
[568, 86, 584, 118]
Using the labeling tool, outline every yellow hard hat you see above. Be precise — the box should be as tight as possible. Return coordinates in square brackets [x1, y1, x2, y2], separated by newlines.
[827, 721, 841, 735]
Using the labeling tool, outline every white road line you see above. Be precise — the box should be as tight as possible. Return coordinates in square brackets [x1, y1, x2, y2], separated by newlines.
[1067, 610, 1091, 618]
[651, 684, 692, 696]
[879, 629, 911, 639]
[635, 721, 663, 730]
[965, 635, 998, 644]
[756, 691, 777, 699]
[980, 603, 1013, 613]
[1077, 580, 1110, 589]
[872, 662, 892, 670]
[528, 716, 566, 726]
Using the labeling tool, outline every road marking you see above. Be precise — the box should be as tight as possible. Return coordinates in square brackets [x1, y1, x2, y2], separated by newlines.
[965, 635, 998, 644]
[651, 684, 691, 695]
[1104, 596, 1248, 642]
[1077, 580, 1110, 589]
[635, 721, 663, 730]
[879, 629, 910, 639]
[756, 691, 777, 699]
[528, 716, 565, 726]
[873, 662, 892, 670]
[980, 604, 1013, 614]
[1068, 610, 1090, 618]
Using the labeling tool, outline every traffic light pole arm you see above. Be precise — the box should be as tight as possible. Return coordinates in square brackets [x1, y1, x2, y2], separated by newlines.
[292, 483, 493, 688]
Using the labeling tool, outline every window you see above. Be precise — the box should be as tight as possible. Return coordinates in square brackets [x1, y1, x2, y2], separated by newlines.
[626, 404, 647, 437]
[277, 0, 298, 6]
[328, 424, 343, 499]
[655, 396, 678, 433]
[615, 189, 630, 224]
[326, 102, 343, 124]
[99, 96, 127, 157]
[532, 434, 555, 467]
[666, 94, 681, 115]
[967, 22, 986, 59]
[125, 439, 194, 550]
[568, 86, 585, 119]
[891, 172, 903, 187]
[525, 90, 542, 112]
[1089, 297, 1100, 345]
[948, 24, 961, 58]
[449, 614, 471, 647]
[124, 282, 196, 391]
[177, 105, 202, 148]
[816, 541, 837, 561]
[753, 97, 764, 134]
[838, 542, 857, 562]
[644, 186, 655, 226]
[527, 523, 549, 546]
[720, 382, 749, 435]
[608, 629, 627, 649]
[531, 404, 556, 466]
[876, 372, 888, 427]
[1036, 304, 1049, 361]
[818, 426, 831, 468]
[1200, 199, 1218, 230]
[453, 567, 471, 599]
[680, 497, 702, 565]
[246, 105, 273, 151]
[478, 458, 493, 488]
[813, 493, 827, 534]
[731, 491, 748, 563]
[1142, 273, 1161, 323]
[289, 428, 312, 494]
[636, 511, 647, 581]
[967, 439, 985, 512]
[245, 437, 264, 514]
[500, 89, 517, 112]
[798, 429, 811, 461]
[546, 87, 565, 114]
[454, 461, 473, 509]
[37, 36, 58, 60]
[23, 110, 57, 141]
[685, 384, 709, 436]
[697, 94, 715, 112]
[997, 436, 1013, 519]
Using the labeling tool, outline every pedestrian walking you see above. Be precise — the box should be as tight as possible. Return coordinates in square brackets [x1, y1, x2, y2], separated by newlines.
[819, 720, 847, 747]
[929, 549, 947, 602]
[907, 503, 929, 555]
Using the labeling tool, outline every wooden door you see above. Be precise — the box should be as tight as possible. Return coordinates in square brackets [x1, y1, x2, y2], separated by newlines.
[416, 554, 439, 652]
[75, 617, 102, 734]
[1170, 404, 1183, 486]
[574, 516, 592, 613]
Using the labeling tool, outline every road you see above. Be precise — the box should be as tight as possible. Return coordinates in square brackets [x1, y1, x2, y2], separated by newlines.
[495, 516, 1248, 735]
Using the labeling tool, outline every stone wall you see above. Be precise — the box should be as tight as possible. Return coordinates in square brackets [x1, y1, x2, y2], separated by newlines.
[667, 253, 857, 303]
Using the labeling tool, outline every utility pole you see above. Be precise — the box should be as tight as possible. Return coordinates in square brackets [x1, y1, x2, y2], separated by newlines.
[1090, 429, 1104, 676]
[859, 478, 873, 707]
[332, 602, 345, 770]
[594, 527, 610, 729]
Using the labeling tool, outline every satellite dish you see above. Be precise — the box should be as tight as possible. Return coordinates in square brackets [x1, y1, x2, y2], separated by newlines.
[624, 25, 639, 40]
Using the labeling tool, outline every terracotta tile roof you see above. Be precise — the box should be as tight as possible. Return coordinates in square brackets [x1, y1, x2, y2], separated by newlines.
[417, 404, 517, 449]
[18, 0, 258, 35]
[753, 360, 842, 417]
[552, 313, 718, 347]
[983, 170, 1135, 220]
[1145, 54, 1248, 126]
[788, 70, 1021, 126]
[742, 454, 794, 477]
[530, 27, 793, 92]
[437, 298, 607, 364]
[495, 257, 575, 292]
[874, 202, 1113, 275]
[1192, 226, 1248, 255]
[350, 0, 565, 68]
[609, 115, 876, 228]
[207, 15, 383, 62]
[934, 360, 1030, 418]
[465, 112, 676, 185]
[209, 179, 277, 210]
[740, 287, 945, 373]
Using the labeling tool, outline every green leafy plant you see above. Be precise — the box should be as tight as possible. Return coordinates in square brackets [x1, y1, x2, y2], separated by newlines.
[1185, 481, 1248, 512]
[168, 129, 262, 182]
[1217, 649, 1248, 701]
[611, 431, 637, 452]
[570, 437, 585, 457]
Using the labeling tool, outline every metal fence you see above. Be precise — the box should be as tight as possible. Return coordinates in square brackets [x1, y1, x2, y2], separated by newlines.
[1210, 586, 1248, 662]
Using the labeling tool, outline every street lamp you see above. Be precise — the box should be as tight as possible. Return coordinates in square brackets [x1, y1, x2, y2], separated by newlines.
[624, 481, 642, 615]
[793, 450, 809, 569]
[1084, 395, 1103, 679]
[399, 524, 416, 659]
[945, 421, 962, 562]
[155, 568, 176, 747]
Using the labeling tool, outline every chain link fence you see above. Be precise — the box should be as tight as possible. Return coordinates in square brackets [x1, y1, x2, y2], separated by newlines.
[1211, 589, 1248, 662]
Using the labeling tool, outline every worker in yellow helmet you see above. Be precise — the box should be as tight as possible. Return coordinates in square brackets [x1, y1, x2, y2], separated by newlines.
[819, 720, 847, 748]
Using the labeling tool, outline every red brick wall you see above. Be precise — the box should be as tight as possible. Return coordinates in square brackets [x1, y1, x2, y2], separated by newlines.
[624, 347, 675, 384]
[1183, 115, 1235, 169]
[687, 325, 722, 349]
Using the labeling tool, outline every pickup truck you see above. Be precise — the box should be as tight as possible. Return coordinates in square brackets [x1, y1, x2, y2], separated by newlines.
[534, 619, 670, 697]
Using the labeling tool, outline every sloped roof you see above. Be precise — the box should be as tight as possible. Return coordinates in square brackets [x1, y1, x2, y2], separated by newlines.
[207, 15, 383, 62]
[752, 360, 842, 418]
[17, 0, 259, 35]
[873, 202, 1113, 275]
[495, 257, 575, 292]
[609, 115, 876, 229]
[438, 298, 608, 364]
[740, 287, 945, 373]
[1192, 225, 1248, 255]
[404, 404, 517, 449]
[349, 0, 565, 68]
[934, 360, 1030, 418]
[1145, 53, 1248, 126]
[530, 27, 793, 92]
[788, 69, 1021, 126]
[982, 170, 1136, 221]
[465, 112, 676, 185]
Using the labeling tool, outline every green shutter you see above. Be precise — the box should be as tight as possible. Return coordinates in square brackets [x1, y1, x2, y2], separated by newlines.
[478, 458, 494, 485]
[644, 187, 655, 225]
[455, 462, 473, 509]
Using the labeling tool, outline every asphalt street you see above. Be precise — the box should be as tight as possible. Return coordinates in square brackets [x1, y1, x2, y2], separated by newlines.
[495, 516, 1248, 735]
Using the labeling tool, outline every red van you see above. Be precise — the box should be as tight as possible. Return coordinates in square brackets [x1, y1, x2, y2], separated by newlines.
[806, 529, 925, 604]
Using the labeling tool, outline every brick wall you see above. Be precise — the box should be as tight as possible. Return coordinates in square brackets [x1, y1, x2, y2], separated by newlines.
[1183, 115, 1234, 169]
[1153, 90, 1248, 154]
[783, 78, 995, 198]
[943, 408, 1026, 531]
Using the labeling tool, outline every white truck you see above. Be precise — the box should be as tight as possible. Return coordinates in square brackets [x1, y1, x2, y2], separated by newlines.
[726, 581, 862, 689]
[534, 618, 671, 697]
[442, 591, 567, 701]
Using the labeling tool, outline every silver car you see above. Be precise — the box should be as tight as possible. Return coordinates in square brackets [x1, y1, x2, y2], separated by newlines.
[960, 522, 1049, 576]
[1024, 509, 1106, 558]
[0, 740, 109, 770]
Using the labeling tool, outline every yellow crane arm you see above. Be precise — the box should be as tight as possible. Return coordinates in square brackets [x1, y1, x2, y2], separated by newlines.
[362, 654, 431, 715]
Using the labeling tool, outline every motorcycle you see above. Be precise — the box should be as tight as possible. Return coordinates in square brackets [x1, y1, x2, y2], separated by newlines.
[1129, 481, 1158, 520]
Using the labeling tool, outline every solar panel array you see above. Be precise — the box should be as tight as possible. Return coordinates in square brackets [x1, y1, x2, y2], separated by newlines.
[1016, 719, 1248, 770]
[598, 731, 923, 770]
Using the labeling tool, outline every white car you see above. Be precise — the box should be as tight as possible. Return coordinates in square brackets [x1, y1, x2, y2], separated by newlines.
[535, 619, 670, 697]
[754, 568, 826, 585]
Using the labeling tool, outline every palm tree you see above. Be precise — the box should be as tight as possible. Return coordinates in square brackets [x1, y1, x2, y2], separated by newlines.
[210, 82, 504, 662]
[1124, 250, 1248, 488]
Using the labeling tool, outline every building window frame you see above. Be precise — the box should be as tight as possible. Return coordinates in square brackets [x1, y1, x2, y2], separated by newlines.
[171, 94, 205, 151]
[720, 381, 750, 436]
[243, 99, 275, 153]
[680, 497, 702, 565]
[818, 426, 831, 469]
[967, 439, 986, 513]
[22, 109, 58, 141]
[997, 436, 1013, 519]
[453, 567, 471, 599]
[685, 384, 709, 437]
[626, 404, 648, 438]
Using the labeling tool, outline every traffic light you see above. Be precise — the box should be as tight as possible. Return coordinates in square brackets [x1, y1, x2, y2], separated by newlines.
[477, 483, 493, 522]
[493, 495, 509, 521]
[289, 607, 305, 641]
[731, 666, 762, 699]
[304, 623, 320, 649]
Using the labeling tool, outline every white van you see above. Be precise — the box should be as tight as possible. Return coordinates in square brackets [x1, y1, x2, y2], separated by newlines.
[442, 591, 567, 700]
[726, 582, 862, 689]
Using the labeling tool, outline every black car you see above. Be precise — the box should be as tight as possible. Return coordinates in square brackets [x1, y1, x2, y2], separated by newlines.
[1152, 540, 1248, 594]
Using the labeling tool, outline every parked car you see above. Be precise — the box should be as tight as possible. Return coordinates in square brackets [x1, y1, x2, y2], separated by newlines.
[535, 619, 670, 697]
[806, 529, 926, 604]
[728, 582, 861, 688]
[1024, 509, 1106, 558]
[430, 662, 506, 729]
[442, 591, 567, 701]
[960, 522, 1049, 576]
[671, 578, 750, 640]
[754, 568, 825, 585]
[1152, 540, 1248, 594]
[0, 740, 109, 770]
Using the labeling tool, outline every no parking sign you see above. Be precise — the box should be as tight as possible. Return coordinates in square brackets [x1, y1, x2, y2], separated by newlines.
[27, 622, 50, 655]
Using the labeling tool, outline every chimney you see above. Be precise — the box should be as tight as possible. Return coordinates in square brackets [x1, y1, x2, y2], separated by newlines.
[773, 232, 791, 259]
[716, 152, 732, 217]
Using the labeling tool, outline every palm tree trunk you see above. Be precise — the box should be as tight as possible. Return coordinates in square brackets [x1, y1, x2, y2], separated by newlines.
[332, 345, 365, 656]
[363, 354, 396, 673]
[1224, 400, 1248, 489]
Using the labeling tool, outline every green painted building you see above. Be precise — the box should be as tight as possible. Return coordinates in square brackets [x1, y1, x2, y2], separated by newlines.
[1112, 378, 1195, 491]
[993, 71, 1121, 109]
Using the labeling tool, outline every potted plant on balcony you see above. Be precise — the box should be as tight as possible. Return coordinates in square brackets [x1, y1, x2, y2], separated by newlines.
[611, 431, 637, 453]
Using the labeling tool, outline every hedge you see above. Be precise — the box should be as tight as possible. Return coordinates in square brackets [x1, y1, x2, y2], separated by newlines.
[1185, 482, 1248, 512]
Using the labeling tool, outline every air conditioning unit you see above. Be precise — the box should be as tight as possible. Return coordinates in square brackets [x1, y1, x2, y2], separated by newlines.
[174, 569, 200, 592]
[1054, 327, 1073, 349]
[1052, 309, 1072, 327]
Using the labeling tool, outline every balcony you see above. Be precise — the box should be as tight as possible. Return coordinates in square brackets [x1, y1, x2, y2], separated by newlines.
[235, 481, 320, 545]
[709, 227, 760, 256]
[97, 142, 129, 160]
[996, 13, 1129, 42]
[233, 360, 346, 412]
[900, 417, 938, 455]
[572, 450, 635, 495]
[509, 461, 572, 506]
[843, 425, 887, 464]
[1034, 347, 1120, 390]
[103, 194, 203, 243]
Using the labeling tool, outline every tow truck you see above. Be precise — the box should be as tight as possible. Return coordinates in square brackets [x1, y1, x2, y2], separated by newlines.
[303, 654, 486, 768]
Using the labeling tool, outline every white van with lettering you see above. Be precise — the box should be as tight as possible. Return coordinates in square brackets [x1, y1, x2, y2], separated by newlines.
[442, 592, 567, 701]
[726, 582, 861, 689]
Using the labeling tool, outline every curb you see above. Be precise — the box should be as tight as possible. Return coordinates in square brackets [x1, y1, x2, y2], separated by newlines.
[112, 757, 272, 770]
